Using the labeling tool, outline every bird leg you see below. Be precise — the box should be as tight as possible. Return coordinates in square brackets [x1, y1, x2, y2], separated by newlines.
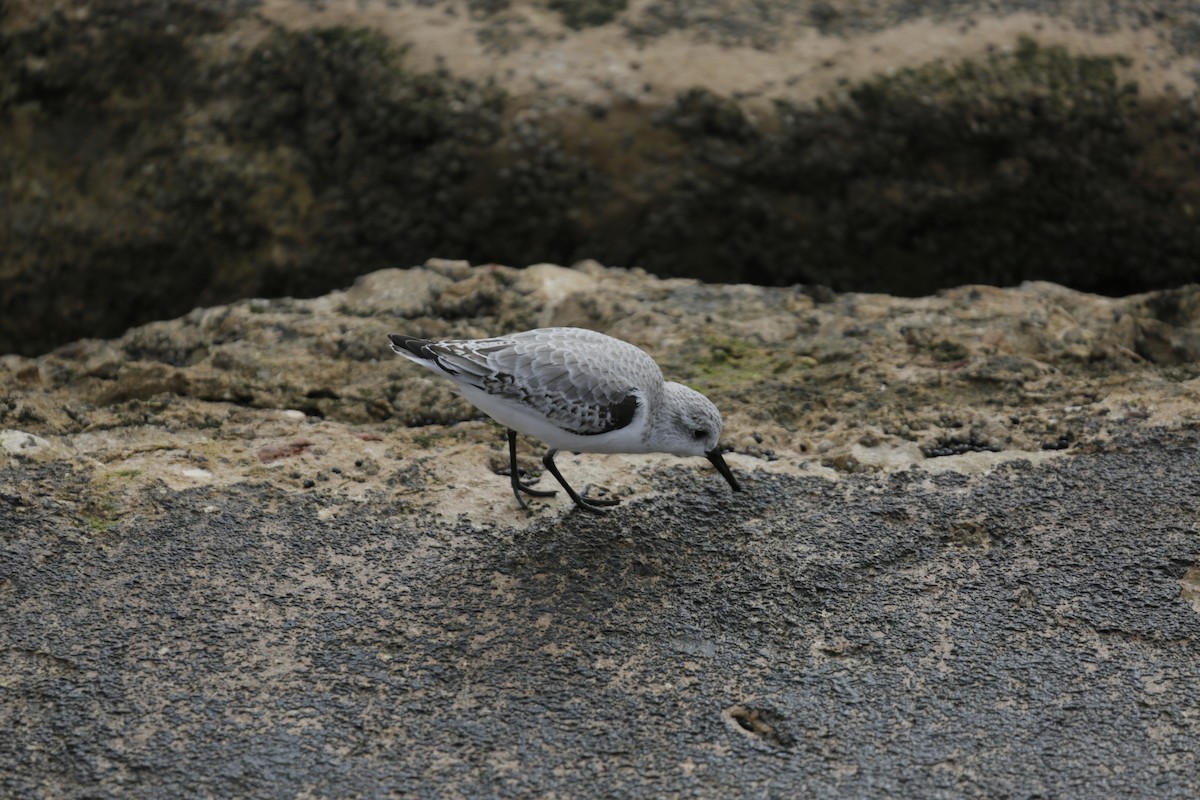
[506, 429, 557, 509]
[541, 450, 621, 513]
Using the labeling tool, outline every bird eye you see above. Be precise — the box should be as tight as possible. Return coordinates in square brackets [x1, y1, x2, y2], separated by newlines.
[692, 429, 708, 440]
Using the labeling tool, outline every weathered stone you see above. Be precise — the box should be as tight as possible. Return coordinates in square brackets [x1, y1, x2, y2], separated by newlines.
[2, 263, 1199, 795]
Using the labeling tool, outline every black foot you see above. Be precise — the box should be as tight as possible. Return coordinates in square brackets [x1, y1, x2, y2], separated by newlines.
[542, 450, 621, 514]
[507, 429, 557, 510]
[562, 490, 620, 514]
[516, 481, 557, 497]
[580, 486, 620, 507]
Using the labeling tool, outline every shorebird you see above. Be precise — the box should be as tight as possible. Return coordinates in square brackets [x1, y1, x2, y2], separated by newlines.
[388, 327, 741, 512]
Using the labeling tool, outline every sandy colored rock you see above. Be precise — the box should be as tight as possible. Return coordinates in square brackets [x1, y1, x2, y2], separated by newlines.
[0, 429, 63, 461]
[2, 262, 1199, 520]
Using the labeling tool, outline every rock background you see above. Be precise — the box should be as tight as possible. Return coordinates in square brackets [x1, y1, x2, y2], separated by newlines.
[3, 0, 1200, 355]
[3, 262, 1200, 795]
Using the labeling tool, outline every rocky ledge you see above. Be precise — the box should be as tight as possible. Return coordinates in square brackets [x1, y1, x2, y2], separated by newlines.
[3, 264, 1200, 796]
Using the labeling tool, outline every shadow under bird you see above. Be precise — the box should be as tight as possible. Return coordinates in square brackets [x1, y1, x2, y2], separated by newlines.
[388, 327, 742, 512]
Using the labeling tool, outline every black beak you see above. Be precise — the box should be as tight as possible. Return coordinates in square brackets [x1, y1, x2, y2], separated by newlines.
[706, 447, 741, 492]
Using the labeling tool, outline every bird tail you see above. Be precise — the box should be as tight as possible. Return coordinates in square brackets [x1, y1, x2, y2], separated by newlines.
[388, 333, 480, 383]
[388, 335, 446, 376]
[388, 333, 437, 363]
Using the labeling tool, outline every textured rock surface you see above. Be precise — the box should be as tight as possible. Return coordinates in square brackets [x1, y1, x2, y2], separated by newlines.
[3, 263, 1200, 796]
[4, 0, 1200, 354]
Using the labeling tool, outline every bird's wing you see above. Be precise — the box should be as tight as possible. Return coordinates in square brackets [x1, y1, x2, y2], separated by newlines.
[426, 329, 660, 436]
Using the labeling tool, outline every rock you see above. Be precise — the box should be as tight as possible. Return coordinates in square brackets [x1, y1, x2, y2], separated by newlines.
[0, 429, 61, 461]
[2, 264, 1200, 795]
[3, 0, 1200, 355]
[338, 267, 454, 318]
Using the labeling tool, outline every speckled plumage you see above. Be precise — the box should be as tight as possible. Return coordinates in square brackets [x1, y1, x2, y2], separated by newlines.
[388, 327, 741, 512]
[415, 328, 658, 437]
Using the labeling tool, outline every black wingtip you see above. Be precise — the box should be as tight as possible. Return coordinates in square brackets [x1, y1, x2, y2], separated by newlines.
[388, 334, 434, 358]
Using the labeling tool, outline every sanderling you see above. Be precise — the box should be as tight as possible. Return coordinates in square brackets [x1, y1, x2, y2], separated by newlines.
[388, 327, 741, 512]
